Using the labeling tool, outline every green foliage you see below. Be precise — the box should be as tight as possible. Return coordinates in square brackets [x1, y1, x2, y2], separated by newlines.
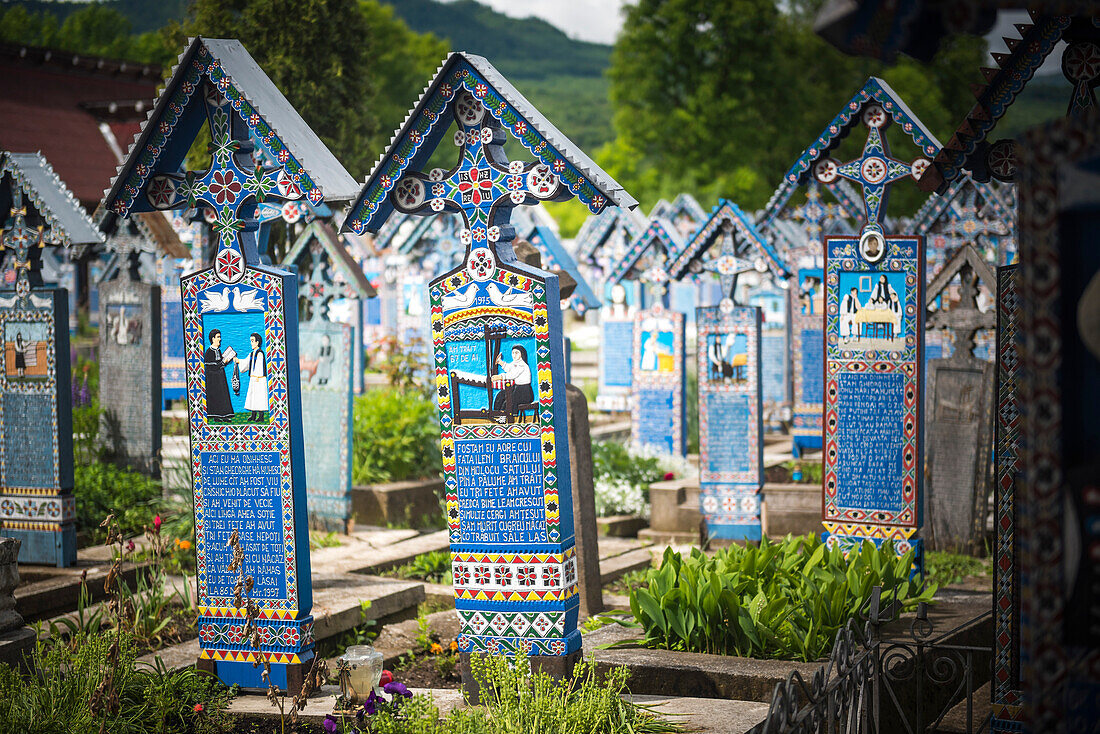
[338, 655, 681, 733]
[352, 387, 441, 484]
[605, 0, 989, 214]
[0, 632, 231, 733]
[388, 550, 453, 585]
[75, 461, 164, 539]
[925, 550, 990, 588]
[627, 536, 935, 662]
[782, 459, 823, 485]
[592, 441, 664, 490]
[310, 530, 343, 550]
[315, 599, 376, 660]
[0, 3, 177, 65]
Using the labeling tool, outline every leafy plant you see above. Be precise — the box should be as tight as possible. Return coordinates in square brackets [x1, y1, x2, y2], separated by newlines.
[782, 460, 824, 485]
[315, 600, 377, 661]
[75, 462, 164, 541]
[352, 388, 442, 485]
[925, 550, 990, 588]
[310, 530, 343, 550]
[591, 441, 693, 517]
[387, 550, 453, 585]
[627, 536, 936, 662]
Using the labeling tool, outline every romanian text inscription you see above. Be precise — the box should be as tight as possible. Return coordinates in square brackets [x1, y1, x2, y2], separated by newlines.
[200, 451, 287, 599]
[636, 388, 674, 454]
[800, 329, 823, 402]
[2, 393, 54, 488]
[602, 321, 633, 387]
[455, 438, 546, 544]
[835, 372, 904, 512]
[706, 393, 752, 475]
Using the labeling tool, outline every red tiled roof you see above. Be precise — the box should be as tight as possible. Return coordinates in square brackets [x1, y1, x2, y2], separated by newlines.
[0, 44, 162, 208]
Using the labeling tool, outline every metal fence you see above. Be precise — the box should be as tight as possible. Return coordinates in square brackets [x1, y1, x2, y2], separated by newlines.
[750, 588, 992, 734]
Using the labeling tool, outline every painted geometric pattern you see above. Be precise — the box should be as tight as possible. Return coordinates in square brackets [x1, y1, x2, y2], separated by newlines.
[671, 199, 789, 280]
[459, 609, 565, 638]
[992, 265, 1021, 714]
[198, 617, 313, 650]
[430, 265, 561, 545]
[0, 493, 74, 523]
[822, 236, 921, 529]
[451, 550, 578, 601]
[457, 633, 571, 657]
[347, 60, 611, 234]
[110, 43, 325, 216]
[631, 307, 685, 456]
[182, 266, 299, 614]
[823, 526, 922, 562]
[453, 423, 539, 440]
[0, 305, 62, 493]
[700, 485, 761, 527]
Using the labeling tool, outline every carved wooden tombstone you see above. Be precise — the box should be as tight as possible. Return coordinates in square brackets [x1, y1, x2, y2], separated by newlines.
[669, 201, 788, 539]
[341, 52, 635, 683]
[100, 37, 359, 691]
[608, 218, 687, 456]
[788, 79, 940, 566]
[0, 151, 101, 566]
[923, 245, 996, 552]
[281, 223, 375, 532]
[991, 263, 1020, 731]
[96, 213, 175, 476]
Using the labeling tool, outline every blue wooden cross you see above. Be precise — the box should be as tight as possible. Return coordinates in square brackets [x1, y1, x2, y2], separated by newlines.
[144, 84, 304, 284]
[1, 188, 55, 305]
[387, 89, 566, 264]
[811, 104, 929, 235]
[303, 245, 333, 322]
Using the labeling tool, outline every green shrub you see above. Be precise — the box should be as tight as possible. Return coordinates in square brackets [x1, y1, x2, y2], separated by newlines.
[335, 655, 682, 733]
[388, 550, 453, 585]
[925, 550, 989, 588]
[352, 388, 442, 484]
[0, 632, 231, 733]
[592, 441, 663, 490]
[782, 460, 823, 484]
[627, 535, 935, 662]
[75, 462, 164, 540]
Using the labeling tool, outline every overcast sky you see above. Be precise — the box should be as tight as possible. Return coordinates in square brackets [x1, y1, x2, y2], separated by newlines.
[444, 0, 632, 44]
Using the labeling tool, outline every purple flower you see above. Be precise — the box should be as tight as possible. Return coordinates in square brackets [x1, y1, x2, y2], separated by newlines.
[362, 689, 379, 716]
[322, 715, 338, 733]
[383, 681, 412, 699]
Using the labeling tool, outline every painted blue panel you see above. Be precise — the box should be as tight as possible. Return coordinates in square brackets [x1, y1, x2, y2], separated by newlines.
[635, 388, 676, 454]
[2, 394, 55, 487]
[833, 361, 906, 514]
[455, 437, 548, 545]
[761, 333, 786, 405]
[601, 320, 633, 388]
[800, 328, 824, 402]
[705, 393, 753, 475]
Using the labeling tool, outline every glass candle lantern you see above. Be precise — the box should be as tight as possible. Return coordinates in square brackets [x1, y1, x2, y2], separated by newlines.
[337, 645, 383, 704]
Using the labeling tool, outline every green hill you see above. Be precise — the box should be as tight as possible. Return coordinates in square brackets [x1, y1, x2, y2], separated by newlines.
[381, 0, 614, 152]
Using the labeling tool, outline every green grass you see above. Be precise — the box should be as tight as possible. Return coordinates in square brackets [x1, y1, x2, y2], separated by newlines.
[925, 550, 990, 588]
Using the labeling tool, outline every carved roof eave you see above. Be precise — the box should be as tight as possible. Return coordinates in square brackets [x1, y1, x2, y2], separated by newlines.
[607, 216, 683, 286]
[783, 76, 942, 188]
[925, 242, 997, 304]
[282, 219, 376, 299]
[669, 199, 791, 281]
[2, 151, 102, 247]
[100, 36, 359, 219]
[341, 52, 637, 235]
[919, 14, 1071, 194]
[527, 224, 600, 311]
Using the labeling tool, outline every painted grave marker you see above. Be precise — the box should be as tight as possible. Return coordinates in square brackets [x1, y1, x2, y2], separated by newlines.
[669, 200, 787, 537]
[100, 37, 359, 690]
[0, 151, 101, 566]
[341, 52, 635, 669]
[789, 80, 940, 564]
[282, 224, 374, 532]
[610, 218, 688, 456]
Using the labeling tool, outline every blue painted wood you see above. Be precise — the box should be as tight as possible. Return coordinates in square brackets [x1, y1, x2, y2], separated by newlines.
[596, 316, 633, 411]
[631, 307, 686, 456]
[697, 305, 763, 540]
[97, 38, 359, 689]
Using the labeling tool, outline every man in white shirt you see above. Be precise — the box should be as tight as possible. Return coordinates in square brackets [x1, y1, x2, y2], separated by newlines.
[840, 287, 861, 342]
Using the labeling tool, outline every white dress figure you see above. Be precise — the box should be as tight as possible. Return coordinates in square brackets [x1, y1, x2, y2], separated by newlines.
[237, 332, 269, 421]
[839, 288, 861, 341]
[888, 293, 903, 339]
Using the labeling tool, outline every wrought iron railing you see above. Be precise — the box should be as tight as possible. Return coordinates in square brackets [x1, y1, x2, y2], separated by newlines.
[749, 587, 993, 734]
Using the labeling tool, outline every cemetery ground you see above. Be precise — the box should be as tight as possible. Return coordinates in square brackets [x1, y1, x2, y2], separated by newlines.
[0, 352, 995, 733]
